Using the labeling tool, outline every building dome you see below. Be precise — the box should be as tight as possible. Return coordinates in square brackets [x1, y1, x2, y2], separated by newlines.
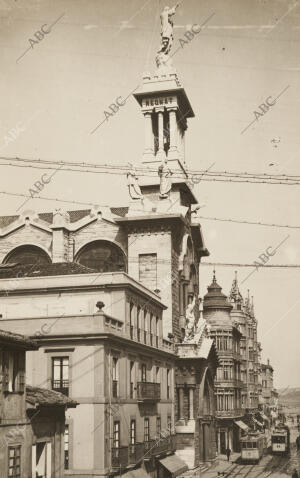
[203, 271, 233, 311]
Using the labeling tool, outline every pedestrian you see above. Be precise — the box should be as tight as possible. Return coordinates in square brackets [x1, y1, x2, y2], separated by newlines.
[226, 447, 231, 462]
[296, 435, 300, 452]
[292, 469, 298, 478]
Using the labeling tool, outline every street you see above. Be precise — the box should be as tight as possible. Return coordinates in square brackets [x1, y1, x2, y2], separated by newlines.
[195, 424, 300, 478]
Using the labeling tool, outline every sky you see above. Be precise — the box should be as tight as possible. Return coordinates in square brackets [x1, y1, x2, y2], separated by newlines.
[0, 0, 300, 388]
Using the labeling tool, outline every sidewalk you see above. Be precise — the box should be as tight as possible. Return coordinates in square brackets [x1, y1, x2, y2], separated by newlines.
[179, 453, 241, 478]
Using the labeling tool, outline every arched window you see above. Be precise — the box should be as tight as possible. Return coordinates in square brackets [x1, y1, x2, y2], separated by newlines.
[3, 245, 51, 265]
[75, 241, 126, 273]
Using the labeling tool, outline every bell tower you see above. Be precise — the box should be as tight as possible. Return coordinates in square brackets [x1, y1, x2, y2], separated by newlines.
[134, 71, 194, 170]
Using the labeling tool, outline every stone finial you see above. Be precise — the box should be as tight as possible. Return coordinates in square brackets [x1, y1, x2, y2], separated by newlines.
[96, 301, 105, 311]
[52, 208, 70, 226]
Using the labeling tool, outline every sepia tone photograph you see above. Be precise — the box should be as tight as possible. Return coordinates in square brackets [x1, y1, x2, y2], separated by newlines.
[0, 0, 299, 477]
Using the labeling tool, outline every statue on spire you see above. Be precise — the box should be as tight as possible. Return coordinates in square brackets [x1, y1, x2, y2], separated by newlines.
[156, 3, 180, 70]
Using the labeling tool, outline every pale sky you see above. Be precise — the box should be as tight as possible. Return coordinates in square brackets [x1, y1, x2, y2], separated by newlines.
[0, 0, 300, 388]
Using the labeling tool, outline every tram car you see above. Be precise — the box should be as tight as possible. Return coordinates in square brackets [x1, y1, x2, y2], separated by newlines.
[241, 433, 266, 464]
[271, 425, 290, 455]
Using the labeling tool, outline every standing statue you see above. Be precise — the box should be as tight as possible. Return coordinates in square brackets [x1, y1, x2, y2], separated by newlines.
[156, 3, 180, 69]
[184, 295, 196, 341]
[127, 169, 143, 200]
[158, 158, 172, 198]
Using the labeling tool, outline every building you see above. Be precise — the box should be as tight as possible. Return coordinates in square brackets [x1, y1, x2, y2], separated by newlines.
[260, 360, 278, 424]
[0, 42, 219, 478]
[202, 272, 245, 454]
[228, 273, 265, 431]
[0, 328, 76, 477]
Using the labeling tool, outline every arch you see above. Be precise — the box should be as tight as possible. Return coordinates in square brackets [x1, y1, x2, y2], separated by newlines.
[75, 240, 127, 273]
[3, 244, 51, 265]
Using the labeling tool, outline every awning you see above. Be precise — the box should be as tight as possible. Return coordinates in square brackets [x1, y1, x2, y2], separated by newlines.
[159, 454, 188, 477]
[122, 468, 151, 478]
[253, 418, 264, 427]
[234, 420, 249, 431]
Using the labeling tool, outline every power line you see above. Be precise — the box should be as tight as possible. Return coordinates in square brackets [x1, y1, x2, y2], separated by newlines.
[1, 156, 300, 185]
[197, 215, 300, 230]
[199, 262, 300, 268]
[0, 190, 300, 231]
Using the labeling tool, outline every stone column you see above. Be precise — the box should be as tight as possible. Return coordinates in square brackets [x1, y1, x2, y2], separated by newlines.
[179, 387, 184, 420]
[156, 108, 165, 160]
[143, 111, 154, 160]
[167, 107, 178, 159]
[189, 387, 194, 420]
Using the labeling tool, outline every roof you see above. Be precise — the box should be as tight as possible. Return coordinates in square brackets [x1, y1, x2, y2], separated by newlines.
[0, 262, 97, 279]
[203, 272, 232, 311]
[121, 469, 150, 478]
[0, 329, 38, 349]
[159, 454, 188, 477]
[26, 385, 77, 408]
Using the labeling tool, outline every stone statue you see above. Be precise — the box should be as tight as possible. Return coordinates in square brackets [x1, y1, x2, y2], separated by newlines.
[156, 3, 180, 70]
[127, 169, 143, 200]
[184, 295, 196, 341]
[158, 158, 172, 198]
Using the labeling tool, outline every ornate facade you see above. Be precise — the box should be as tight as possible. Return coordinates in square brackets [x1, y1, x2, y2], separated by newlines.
[0, 41, 218, 478]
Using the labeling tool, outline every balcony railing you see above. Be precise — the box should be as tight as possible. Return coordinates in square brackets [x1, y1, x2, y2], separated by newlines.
[111, 436, 176, 468]
[215, 408, 243, 418]
[52, 380, 69, 396]
[137, 382, 160, 401]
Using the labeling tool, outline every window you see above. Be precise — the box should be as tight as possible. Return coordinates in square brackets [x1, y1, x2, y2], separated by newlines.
[156, 417, 161, 436]
[52, 357, 69, 395]
[130, 303, 134, 339]
[167, 415, 172, 433]
[130, 361, 135, 399]
[139, 253, 157, 291]
[8, 446, 21, 478]
[141, 364, 147, 382]
[112, 357, 118, 398]
[4, 245, 50, 266]
[113, 421, 120, 449]
[64, 425, 69, 470]
[156, 366, 160, 384]
[167, 369, 170, 399]
[76, 240, 126, 273]
[144, 418, 150, 442]
[150, 314, 153, 346]
[130, 420, 136, 446]
[156, 317, 159, 347]
[3, 351, 24, 393]
[137, 307, 141, 342]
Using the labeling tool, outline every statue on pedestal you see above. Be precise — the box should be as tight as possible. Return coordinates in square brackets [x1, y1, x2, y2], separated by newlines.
[127, 169, 143, 200]
[158, 158, 172, 198]
[156, 3, 180, 70]
[184, 295, 196, 342]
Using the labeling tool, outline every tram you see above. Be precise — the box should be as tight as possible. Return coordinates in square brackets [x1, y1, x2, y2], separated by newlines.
[240, 432, 266, 464]
[271, 425, 290, 455]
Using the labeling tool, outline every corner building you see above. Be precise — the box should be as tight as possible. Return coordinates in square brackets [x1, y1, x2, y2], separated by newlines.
[203, 273, 244, 454]
[0, 67, 218, 475]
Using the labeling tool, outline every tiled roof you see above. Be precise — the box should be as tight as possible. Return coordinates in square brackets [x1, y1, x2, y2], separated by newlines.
[110, 207, 129, 217]
[0, 329, 38, 349]
[0, 207, 128, 228]
[0, 215, 19, 228]
[26, 385, 77, 408]
[0, 262, 97, 279]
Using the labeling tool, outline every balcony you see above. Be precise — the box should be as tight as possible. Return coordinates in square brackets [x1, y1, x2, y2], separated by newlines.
[111, 436, 176, 468]
[52, 380, 69, 396]
[137, 382, 160, 401]
[215, 409, 244, 418]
